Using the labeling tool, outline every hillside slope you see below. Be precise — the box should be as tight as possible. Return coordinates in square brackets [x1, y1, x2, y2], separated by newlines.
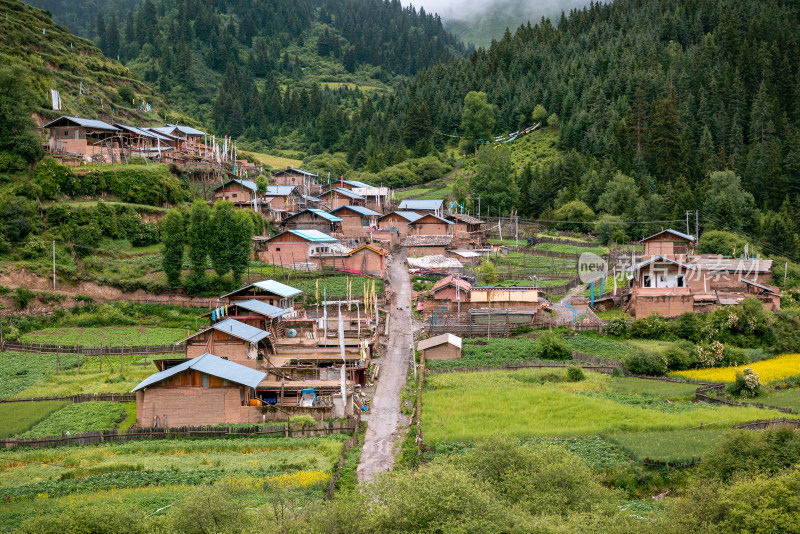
[1, 0, 190, 125]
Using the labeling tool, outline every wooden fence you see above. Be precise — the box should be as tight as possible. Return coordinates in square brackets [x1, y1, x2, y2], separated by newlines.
[0, 393, 135, 404]
[1, 340, 182, 356]
[325, 412, 361, 500]
[695, 383, 795, 414]
[425, 352, 623, 375]
[2, 418, 358, 450]
[733, 418, 800, 430]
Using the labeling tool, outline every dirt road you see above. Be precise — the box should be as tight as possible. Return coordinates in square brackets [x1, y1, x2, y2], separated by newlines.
[357, 248, 412, 482]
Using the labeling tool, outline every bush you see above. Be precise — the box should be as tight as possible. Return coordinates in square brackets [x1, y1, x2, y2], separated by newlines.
[13, 287, 36, 309]
[672, 312, 703, 342]
[536, 330, 572, 361]
[726, 367, 763, 398]
[664, 340, 696, 371]
[34, 158, 74, 199]
[623, 348, 667, 376]
[629, 313, 672, 340]
[605, 318, 628, 337]
[290, 415, 317, 428]
[0, 151, 26, 172]
[566, 366, 585, 381]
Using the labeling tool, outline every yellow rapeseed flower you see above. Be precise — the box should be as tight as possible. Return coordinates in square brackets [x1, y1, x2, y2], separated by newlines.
[670, 353, 800, 383]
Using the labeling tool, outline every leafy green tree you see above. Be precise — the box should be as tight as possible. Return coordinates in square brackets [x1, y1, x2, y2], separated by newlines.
[209, 202, 254, 285]
[229, 210, 255, 285]
[595, 214, 628, 245]
[160, 209, 185, 288]
[33, 158, 74, 200]
[597, 172, 639, 218]
[531, 104, 548, 123]
[0, 67, 44, 163]
[470, 146, 518, 216]
[554, 200, 595, 232]
[480, 259, 498, 285]
[255, 175, 269, 195]
[452, 174, 470, 208]
[461, 91, 495, 155]
[702, 170, 759, 232]
[187, 201, 211, 286]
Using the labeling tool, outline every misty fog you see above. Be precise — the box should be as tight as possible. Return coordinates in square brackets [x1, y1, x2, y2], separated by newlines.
[408, 0, 594, 22]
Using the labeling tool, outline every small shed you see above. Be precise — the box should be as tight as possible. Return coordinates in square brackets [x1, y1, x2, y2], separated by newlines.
[417, 334, 462, 360]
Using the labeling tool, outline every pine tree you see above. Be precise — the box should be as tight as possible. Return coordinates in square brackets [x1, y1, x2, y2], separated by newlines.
[649, 86, 685, 181]
[187, 201, 211, 287]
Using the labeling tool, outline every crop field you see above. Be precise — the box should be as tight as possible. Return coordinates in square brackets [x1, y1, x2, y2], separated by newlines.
[752, 386, 800, 411]
[17, 401, 128, 438]
[21, 326, 185, 346]
[421, 369, 784, 443]
[532, 242, 609, 256]
[0, 352, 83, 398]
[425, 334, 628, 371]
[0, 435, 345, 530]
[489, 252, 578, 277]
[607, 428, 733, 463]
[3, 352, 158, 398]
[0, 401, 68, 438]
[606, 377, 698, 400]
[671, 353, 800, 383]
[395, 187, 434, 200]
[290, 275, 384, 298]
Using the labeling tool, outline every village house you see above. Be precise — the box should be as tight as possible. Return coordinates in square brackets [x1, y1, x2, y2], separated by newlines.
[320, 180, 390, 212]
[212, 179, 259, 207]
[257, 229, 339, 269]
[377, 211, 423, 239]
[402, 235, 454, 257]
[149, 124, 208, 152]
[323, 188, 366, 211]
[446, 213, 486, 246]
[329, 205, 381, 241]
[112, 123, 175, 158]
[221, 279, 303, 311]
[398, 199, 445, 215]
[430, 275, 471, 301]
[199, 299, 291, 343]
[271, 167, 319, 188]
[282, 209, 343, 234]
[426, 276, 540, 312]
[343, 244, 388, 277]
[625, 229, 781, 318]
[179, 318, 272, 368]
[41, 115, 120, 162]
[132, 353, 267, 427]
[408, 213, 454, 236]
[417, 334, 462, 361]
[262, 185, 301, 221]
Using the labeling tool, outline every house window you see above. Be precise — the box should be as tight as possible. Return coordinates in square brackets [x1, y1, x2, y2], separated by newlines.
[232, 193, 237, 199]
[362, 218, 369, 226]
[202, 374, 209, 388]
[643, 275, 652, 288]
[677, 276, 685, 288]
[275, 247, 281, 251]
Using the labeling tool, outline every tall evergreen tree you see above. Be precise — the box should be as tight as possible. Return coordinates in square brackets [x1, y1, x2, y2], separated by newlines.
[161, 209, 185, 288]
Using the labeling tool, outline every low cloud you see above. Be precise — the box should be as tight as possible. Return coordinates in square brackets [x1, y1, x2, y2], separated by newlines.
[409, 0, 593, 22]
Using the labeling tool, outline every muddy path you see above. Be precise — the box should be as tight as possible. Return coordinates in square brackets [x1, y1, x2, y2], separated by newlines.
[357, 248, 412, 482]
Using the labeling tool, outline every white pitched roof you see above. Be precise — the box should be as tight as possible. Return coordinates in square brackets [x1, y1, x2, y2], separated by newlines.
[417, 333, 462, 352]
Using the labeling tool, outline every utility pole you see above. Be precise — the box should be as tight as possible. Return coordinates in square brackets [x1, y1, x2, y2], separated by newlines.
[685, 211, 691, 237]
[52, 240, 56, 290]
[477, 196, 481, 220]
[695, 210, 699, 244]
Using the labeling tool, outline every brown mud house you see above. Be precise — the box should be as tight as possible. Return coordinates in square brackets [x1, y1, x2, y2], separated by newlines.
[178, 317, 272, 367]
[112, 123, 175, 158]
[271, 167, 319, 188]
[430, 275, 471, 302]
[262, 185, 302, 221]
[397, 198, 445, 215]
[148, 124, 208, 152]
[255, 229, 339, 269]
[41, 116, 120, 162]
[212, 179, 259, 207]
[417, 334, 462, 361]
[198, 299, 292, 346]
[323, 187, 366, 211]
[329, 205, 381, 241]
[282, 209, 343, 234]
[377, 211, 423, 239]
[402, 234, 454, 257]
[446, 213, 486, 246]
[343, 244, 388, 277]
[221, 279, 303, 311]
[132, 353, 267, 427]
[408, 213, 454, 236]
[320, 179, 390, 212]
[424, 276, 540, 315]
[626, 229, 781, 318]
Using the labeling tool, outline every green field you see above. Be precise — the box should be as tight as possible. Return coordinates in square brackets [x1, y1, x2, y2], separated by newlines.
[394, 186, 435, 200]
[422, 369, 785, 443]
[0, 434, 346, 530]
[607, 429, 733, 463]
[0, 352, 83, 398]
[18, 402, 128, 438]
[0, 401, 68, 438]
[21, 326, 185, 346]
[532, 242, 609, 256]
[754, 386, 800, 411]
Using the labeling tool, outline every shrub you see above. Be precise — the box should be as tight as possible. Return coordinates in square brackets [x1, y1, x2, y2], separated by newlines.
[566, 366, 585, 381]
[664, 340, 696, 371]
[629, 313, 672, 340]
[117, 84, 135, 103]
[537, 330, 571, 361]
[726, 367, 763, 398]
[605, 318, 628, 337]
[13, 287, 36, 309]
[672, 312, 703, 342]
[623, 348, 667, 376]
[290, 415, 317, 428]
[0, 151, 26, 172]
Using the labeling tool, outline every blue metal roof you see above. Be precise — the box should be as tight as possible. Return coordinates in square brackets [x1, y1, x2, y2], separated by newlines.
[398, 199, 444, 210]
[394, 211, 423, 222]
[343, 179, 373, 188]
[170, 124, 208, 136]
[265, 185, 296, 196]
[286, 229, 339, 242]
[308, 209, 342, 222]
[221, 279, 303, 299]
[42, 115, 118, 131]
[131, 353, 266, 392]
[274, 168, 318, 177]
[212, 318, 271, 343]
[302, 194, 321, 202]
[233, 299, 291, 318]
[330, 187, 364, 200]
[331, 205, 381, 217]
[641, 228, 697, 243]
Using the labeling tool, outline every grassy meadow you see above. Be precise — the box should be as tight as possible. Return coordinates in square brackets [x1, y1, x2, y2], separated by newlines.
[421, 369, 784, 443]
[21, 326, 185, 346]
